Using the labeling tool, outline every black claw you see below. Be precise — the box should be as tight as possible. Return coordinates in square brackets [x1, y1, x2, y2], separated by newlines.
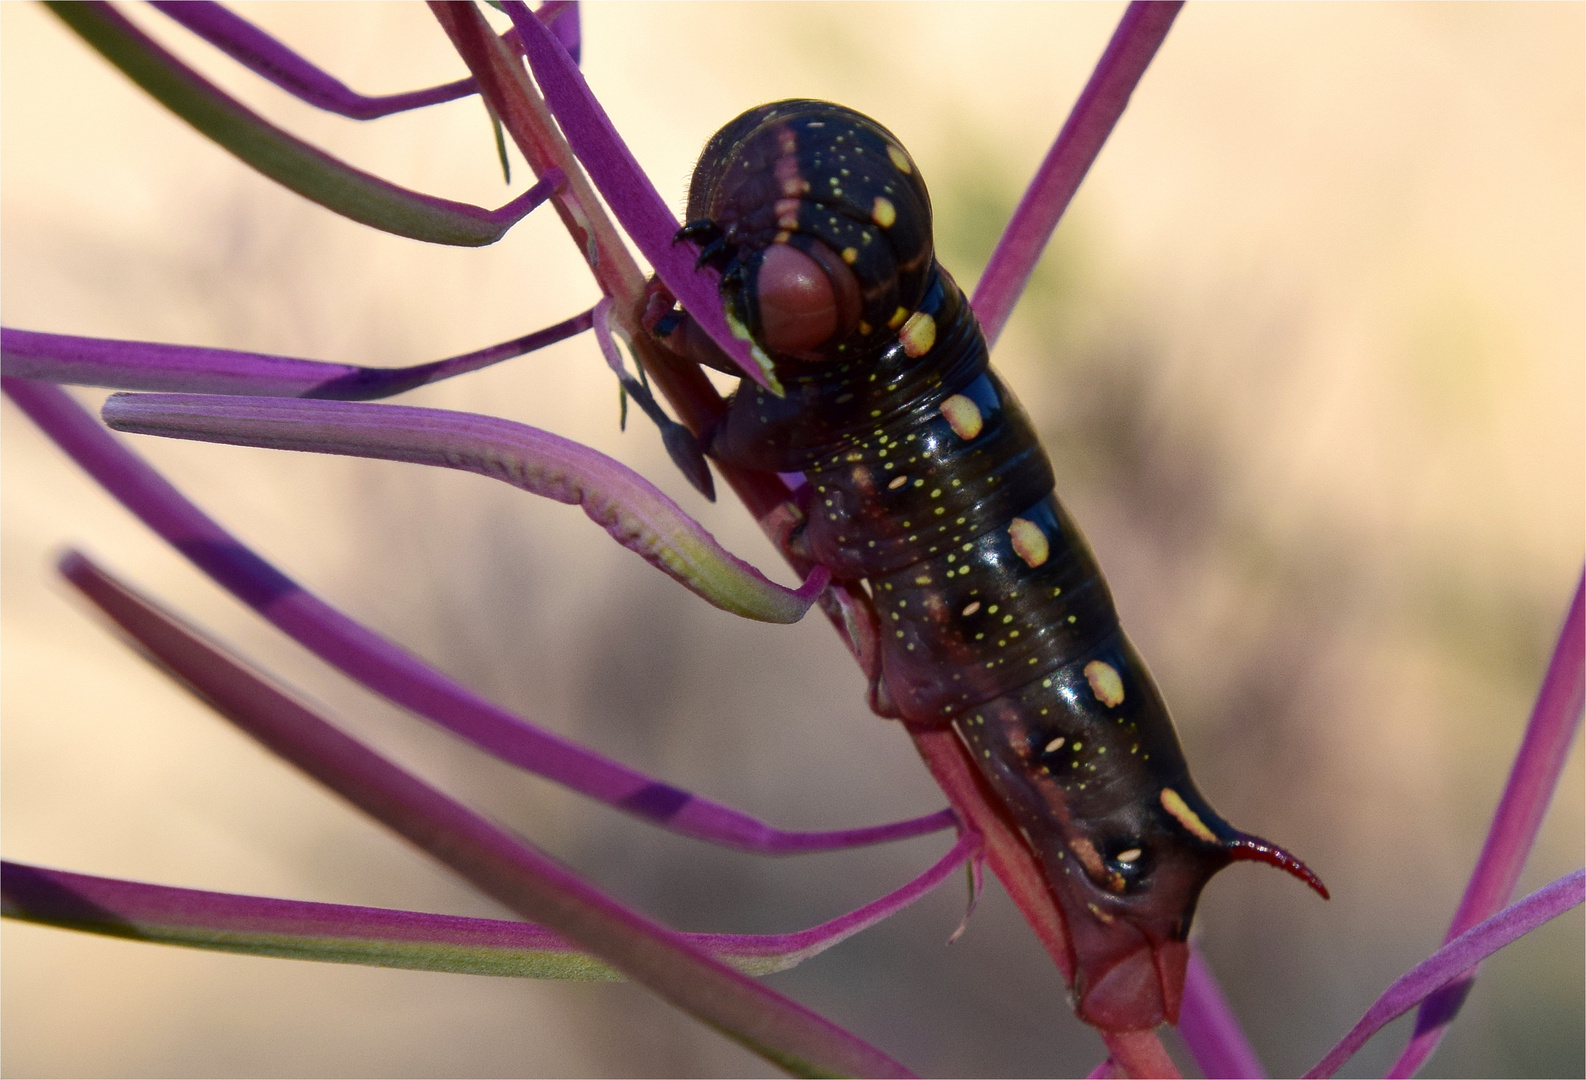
[694, 237, 731, 270]
[675, 218, 720, 246]
[720, 262, 746, 290]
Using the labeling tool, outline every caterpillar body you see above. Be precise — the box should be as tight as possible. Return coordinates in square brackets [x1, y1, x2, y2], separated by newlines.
[660, 100, 1327, 1032]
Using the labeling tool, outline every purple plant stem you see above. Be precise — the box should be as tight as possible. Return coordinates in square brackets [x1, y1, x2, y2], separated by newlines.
[1304, 869, 1585, 1079]
[1386, 572, 1585, 1077]
[970, 0, 1183, 346]
[3, 378, 953, 854]
[539, 0, 581, 66]
[58, 551, 916, 1078]
[504, 1, 770, 389]
[1178, 944, 1267, 1079]
[2, 305, 588, 400]
[1, 832, 975, 975]
[148, 1, 479, 118]
[48, 2, 555, 247]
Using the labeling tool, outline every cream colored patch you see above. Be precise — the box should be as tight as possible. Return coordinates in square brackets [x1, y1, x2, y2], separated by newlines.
[1116, 848, 1142, 864]
[1160, 788, 1219, 844]
[961, 601, 981, 617]
[887, 475, 908, 490]
[1084, 660, 1125, 707]
[871, 196, 897, 228]
[886, 144, 913, 174]
[939, 395, 984, 440]
[1008, 518, 1050, 568]
[899, 312, 936, 357]
[1043, 736, 1065, 753]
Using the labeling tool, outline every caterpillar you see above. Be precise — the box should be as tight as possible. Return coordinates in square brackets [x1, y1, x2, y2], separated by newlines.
[657, 100, 1328, 1032]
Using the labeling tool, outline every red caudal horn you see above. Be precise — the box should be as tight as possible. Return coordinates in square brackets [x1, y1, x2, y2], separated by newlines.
[1228, 832, 1331, 900]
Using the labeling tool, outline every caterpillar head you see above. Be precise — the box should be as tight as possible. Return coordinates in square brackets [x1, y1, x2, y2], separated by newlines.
[683, 100, 934, 368]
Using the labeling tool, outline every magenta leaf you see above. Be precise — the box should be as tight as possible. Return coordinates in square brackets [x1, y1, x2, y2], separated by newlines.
[148, 1, 480, 118]
[971, 0, 1183, 345]
[57, 551, 916, 1078]
[4, 378, 952, 854]
[99, 391, 827, 623]
[1304, 869, 1585, 1079]
[2, 303, 585, 399]
[1178, 945, 1268, 1079]
[1388, 572, 1585, 1076]
[502, 1, 772, 389]
[48, 2, 556, 246]
[2, 833, 973, 979]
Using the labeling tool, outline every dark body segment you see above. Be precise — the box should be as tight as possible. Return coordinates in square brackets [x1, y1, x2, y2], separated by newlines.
[674, 101, 1325, 1032]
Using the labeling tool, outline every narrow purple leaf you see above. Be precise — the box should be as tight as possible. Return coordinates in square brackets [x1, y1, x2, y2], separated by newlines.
[2, 833, 973, 978]
[48, 2, 555, 246]
[1304, 869, 1585, 1079]
[971, 0, 1183, 346]
[503, 1, 773, 390]
[1388, 572, 1585, 1077]
[149, 1, 479, 118]
[3, 302, 586, 400]
[99, 392, 827, 623]
[1178, 945, 1268, 1079]
[540, 1, 582, 66]
[4, 379, 950, 854]
[57, 552, 915, 1079]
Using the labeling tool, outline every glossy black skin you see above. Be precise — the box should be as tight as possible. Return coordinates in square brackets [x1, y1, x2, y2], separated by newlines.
[679, 102, 1253, 1030]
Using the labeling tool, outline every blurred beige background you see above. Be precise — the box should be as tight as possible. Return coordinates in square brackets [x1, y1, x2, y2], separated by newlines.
[3, 2, 1581, 1077]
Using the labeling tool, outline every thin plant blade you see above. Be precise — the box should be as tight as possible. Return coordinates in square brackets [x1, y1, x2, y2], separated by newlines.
[1304, 869, 1585, 1079]
[2, 832, 973, 979]
[970, 0, 1183, 345]
[99, 392, 827, 624]
[2, 306, 587, 400]
[50, 2, 555, 246]
[57, 550, 916, 1079]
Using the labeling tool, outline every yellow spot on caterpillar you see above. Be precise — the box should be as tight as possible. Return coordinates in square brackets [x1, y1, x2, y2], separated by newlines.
[915, 575, 931, 585]
[1069, 836, 1106, 878]
[858, 321, 872, 335]
[1008, 518, 1049, 568]
[1160, 788, 1219, 844]
[872, 196, 897, 228]
[888, 475, 908, 490]
[841, 247, 859, 264]
[1084, 661, 1125, 708]
[886, 144, 912, 174]
[1045, 737, 1065, 753]
[939, 394, 984, 440]
[961, 601, 981, 616]
[888, 306, 909, 330]
[899, 311, 936, 357]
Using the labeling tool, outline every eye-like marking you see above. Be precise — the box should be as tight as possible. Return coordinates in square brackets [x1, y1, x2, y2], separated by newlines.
[1084, 660, 1125, 707]
[962, 601, 981, 617]
[1044, 735, 1066, 753]
[939, 394, 984, 440]
[1116, 848, 1142, 864]
[887, 475, 908, 490]
[871, 196, 897, 228]
[1008, 517, 1049, 568]
[1160, 788, 1219, 844]
[899, 311, 936, 357]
